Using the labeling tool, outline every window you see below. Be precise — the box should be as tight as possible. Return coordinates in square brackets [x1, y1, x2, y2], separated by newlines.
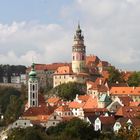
[33, 101, 35, 106]
[33, 85, 35, 91]
[73, 56, 75, 60]
[24, 123, 26, 125]
[53, 122, 55, 125]
[54, 116, 56, 120]
[33, 93, 35, 98]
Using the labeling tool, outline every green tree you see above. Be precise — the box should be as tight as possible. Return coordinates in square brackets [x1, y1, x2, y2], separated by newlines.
[127, 72, 140, 87]
[47, 82, 86, 100]
[46, 118, 100, 140]
[107, 67, 124, 84]
[7, 126, 48, 140]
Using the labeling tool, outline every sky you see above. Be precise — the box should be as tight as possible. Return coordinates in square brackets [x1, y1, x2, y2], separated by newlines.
[0, 0, 140, 71]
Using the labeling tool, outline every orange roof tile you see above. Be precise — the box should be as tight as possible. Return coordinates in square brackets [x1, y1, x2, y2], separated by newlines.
[54, 65, 73, 75]
[110, 87, 140, 95]
[86, 55, 100, 66]
[26, 64, 46, 71]
[55, 105, 70, 112]
[115, 106, 140, 117]
[78, 95, 90, 102]
[129, 102, 140, 107]
[23, 105, 53, 117]
[83, 96, 98, 109]
[47, 97, 61, 104]
[46, 63, 71, 71]
[68, 101, 84, 109]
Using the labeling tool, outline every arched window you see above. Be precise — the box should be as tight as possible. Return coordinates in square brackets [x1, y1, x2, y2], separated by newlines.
[33, 85, 35, 91]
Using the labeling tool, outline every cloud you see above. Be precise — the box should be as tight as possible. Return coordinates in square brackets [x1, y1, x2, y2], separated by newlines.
[0, 22, 72, 66]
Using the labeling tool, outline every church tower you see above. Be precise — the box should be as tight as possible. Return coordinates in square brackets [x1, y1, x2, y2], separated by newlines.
[72, 24, 86, 73]
[28, 63, 38, 107]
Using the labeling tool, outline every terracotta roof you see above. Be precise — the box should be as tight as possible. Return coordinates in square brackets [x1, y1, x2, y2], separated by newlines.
[78, 95, 90, 102]
[110, 87, 140, 95]
[26, 63, 71, 72]
[26, 64, 46, 71]
[55, 105, 70, 112]
[118, 96, 133, 106]
[68, 101, 84, 109]
[86, 55, 100, 66]
[23, 105, 53, 117]
[129, 102, 140, 107]
[87, 78, 108, 92]
[46, 63, 70, 71]
[83, 96, 98, 109]
[47, 97, 61, 104]
[54, 65, 73, 75]
[115, 106, 140, 117]
[84, 108, 108, 113]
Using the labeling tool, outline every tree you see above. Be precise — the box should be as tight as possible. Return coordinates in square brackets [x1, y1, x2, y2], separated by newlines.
[47, 82, 86, 100]
[4, 95, 23, 124]
[0, 86, 26, 126]
[7, 126, 48, 140]
[117, 124, 140, 140]
[46, 118, 100, 140]
[107, 67, 124, 84]
[127, 72, 140, 87]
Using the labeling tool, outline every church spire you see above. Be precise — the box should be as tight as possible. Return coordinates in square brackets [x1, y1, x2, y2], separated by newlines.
[75, 22, 84, 40]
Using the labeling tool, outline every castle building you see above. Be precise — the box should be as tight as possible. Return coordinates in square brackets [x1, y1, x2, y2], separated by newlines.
[53, 24, 89, 87]
[72, 24, 86, 73]
[28, 63, 38, 107]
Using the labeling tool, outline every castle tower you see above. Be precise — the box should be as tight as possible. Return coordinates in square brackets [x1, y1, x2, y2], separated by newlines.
[72, 24, 86, 73]
[28, 63, 38, 107]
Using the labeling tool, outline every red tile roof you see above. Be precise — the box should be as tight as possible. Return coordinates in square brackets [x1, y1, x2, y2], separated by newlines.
[23, 105, 53, 117]
[115, 106, 140, 117]
[83, 96, 98, 109]
[55, 105, 70, 112]
[78, 95, 90, 102]
[110, 87, 140, 95]
[129, 102, 140, 107]
[118, 96, 133, 106]
[54, 65, 73, 75]
[68, 101, 84, 109]
[47, 97, 61, 104]
[46, 63, 70, 71]
[86, 55, 100, 66]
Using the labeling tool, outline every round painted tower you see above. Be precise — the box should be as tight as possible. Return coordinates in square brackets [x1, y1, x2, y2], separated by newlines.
[28, 63, 38, 107]
[72, 24, 86, 73]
